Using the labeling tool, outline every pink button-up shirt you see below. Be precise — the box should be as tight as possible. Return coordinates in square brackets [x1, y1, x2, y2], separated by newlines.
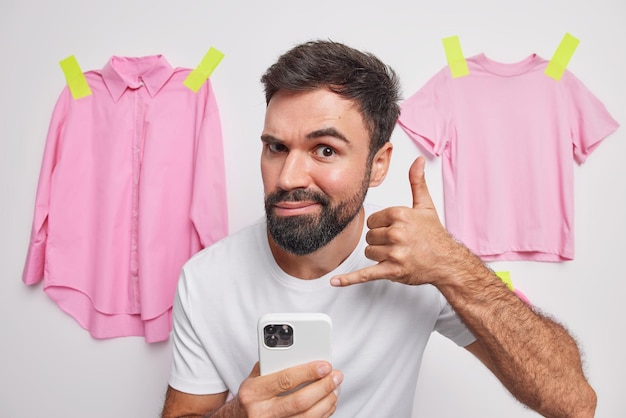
[23, 55, 228, 342]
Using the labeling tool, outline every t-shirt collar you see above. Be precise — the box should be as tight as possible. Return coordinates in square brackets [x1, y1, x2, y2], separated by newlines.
[470, 53, 545, 77]
[101, 55, 175, 102]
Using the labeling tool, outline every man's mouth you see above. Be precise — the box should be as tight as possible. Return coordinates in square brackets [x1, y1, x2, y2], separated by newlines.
[273, 201, 321, 217]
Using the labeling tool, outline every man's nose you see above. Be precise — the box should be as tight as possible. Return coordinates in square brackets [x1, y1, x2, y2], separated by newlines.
[276, 151, 311, 191]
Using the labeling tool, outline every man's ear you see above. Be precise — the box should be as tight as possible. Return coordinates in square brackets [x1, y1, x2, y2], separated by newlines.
[368, 142, 393, 187]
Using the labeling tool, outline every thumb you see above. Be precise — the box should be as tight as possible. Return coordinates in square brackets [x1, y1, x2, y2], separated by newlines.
[410, 156, 435, 209]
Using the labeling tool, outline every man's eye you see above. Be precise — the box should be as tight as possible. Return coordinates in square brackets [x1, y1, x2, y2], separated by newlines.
[314, 146, 336, 158]
[268, 143, 287, 153]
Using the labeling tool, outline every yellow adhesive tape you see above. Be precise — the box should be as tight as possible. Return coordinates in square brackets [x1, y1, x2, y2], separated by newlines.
[184, 47, 225, 92]
[545, 33, 579, 81]
[495, 271, 514, 291]
[59, 55, 92, 99]
[442, 36, 469, 78]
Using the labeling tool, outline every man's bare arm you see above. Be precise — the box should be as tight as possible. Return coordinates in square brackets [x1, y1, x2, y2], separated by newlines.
[442, 247, 596, 417]
[331, 156, 596, 417]
[161, 387, 228, 418]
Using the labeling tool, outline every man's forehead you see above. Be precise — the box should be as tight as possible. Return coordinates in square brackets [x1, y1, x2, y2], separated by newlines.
[266, 89, 360, 123]
[268, 88, 357, 107]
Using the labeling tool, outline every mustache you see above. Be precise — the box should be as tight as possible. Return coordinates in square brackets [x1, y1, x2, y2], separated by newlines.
[265, 189, 330, 207]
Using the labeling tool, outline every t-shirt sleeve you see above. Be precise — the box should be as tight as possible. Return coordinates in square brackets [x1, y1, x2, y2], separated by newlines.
[434, 293, 476, 347]
[563, 71, 620, 164]
[168, 267, 228, 395]
[397, 68, 452, 157]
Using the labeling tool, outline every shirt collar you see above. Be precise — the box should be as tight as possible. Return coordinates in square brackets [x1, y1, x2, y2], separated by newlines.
[101, 55, 175, 102]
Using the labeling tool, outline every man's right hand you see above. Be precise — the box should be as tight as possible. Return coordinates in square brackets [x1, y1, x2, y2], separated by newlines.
[234, 361, 343, 417]
[162, 361, 343, 418]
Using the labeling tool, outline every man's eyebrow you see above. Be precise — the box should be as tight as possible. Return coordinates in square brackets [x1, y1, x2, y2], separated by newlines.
[306, 127, 349, 143]
[261, 128, 349, 144]
[260, 134, 280, 144]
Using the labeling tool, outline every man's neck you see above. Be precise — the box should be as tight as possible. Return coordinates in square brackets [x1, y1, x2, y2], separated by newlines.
[268, 208, 365, 280]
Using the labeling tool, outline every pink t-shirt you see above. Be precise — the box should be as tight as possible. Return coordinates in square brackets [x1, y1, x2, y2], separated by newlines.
[398, 53, 619, 262]
[23, 55, 229, 342]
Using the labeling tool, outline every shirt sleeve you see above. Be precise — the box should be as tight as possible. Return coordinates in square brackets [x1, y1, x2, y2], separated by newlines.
[434, 293, 476, 347]
[397, 68, 453, 157]
[190, 79, 229, 248]
[168, 266, 228, 395]
[22, 88, 70, 285]
[563, 71, 620, 164]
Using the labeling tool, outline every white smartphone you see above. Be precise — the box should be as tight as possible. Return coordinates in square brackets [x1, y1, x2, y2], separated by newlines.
[257, 312, 332, 376]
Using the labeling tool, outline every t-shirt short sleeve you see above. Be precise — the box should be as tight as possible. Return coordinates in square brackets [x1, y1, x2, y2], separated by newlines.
[168, 268, 228, 395]
[434, 293, 476, 347]
[562, 71, 620, 164]
[397, 68, 452, 157]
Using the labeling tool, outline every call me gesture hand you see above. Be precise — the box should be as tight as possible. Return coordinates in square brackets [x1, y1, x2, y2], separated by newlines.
[331, 156, 464, 289]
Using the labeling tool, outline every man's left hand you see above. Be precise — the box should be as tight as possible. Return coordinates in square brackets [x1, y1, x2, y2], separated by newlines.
[331, 156, 458, 287]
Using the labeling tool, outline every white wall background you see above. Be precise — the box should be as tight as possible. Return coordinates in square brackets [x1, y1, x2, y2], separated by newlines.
[1, 1, 624, 416]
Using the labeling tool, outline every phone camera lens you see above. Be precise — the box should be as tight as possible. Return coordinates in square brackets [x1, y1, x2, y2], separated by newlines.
[265, 334, 278, 347]
[279, 325, 293, 340]
[265, 325, 277, 334]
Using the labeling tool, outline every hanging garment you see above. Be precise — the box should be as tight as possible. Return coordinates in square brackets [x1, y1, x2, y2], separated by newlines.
[398, 53, 618, 262]
[23, 55, 229, 342]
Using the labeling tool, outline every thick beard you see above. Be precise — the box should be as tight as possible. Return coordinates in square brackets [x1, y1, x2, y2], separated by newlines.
[265, 172, 370, 256]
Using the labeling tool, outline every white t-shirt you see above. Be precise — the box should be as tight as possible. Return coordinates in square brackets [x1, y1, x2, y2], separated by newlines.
[168, 204, 475, 417]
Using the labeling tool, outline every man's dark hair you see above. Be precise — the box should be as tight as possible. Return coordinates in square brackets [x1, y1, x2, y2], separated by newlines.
[260, 40, 401, 157]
